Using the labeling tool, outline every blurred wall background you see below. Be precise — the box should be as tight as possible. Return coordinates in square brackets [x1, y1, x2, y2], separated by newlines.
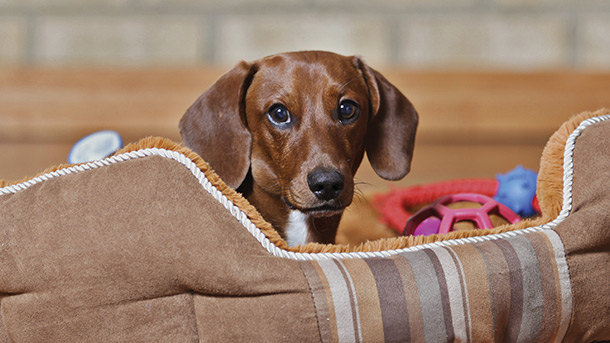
[1, 0, 609, 70]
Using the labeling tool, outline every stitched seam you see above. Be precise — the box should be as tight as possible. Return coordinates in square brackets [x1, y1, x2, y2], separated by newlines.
[299, 262, 326, 343]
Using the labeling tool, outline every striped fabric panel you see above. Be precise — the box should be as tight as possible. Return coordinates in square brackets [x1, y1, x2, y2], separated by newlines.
[300, 230, 573, 343]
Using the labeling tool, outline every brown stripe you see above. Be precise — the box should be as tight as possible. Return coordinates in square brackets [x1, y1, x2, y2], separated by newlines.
[300, 261, 333, 343]
[424, 249, 455, 341]
[400, 250, 447, 342]
[509, 235, 544, 342]
[334, 260, 362, 343]
[392, 255, 425, 343]
[341, 258, 385, 342]
[450, 243, 493, 342]
[493, 239, 524, 342]
[528, 233, 560, 342]
[365, 257, 410, 342]
[474, 241, 511, 342]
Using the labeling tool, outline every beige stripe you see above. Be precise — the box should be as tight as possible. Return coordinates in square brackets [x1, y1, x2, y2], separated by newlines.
[451, 243, 493, 342]
[393, 255, 425, 343]
[543, 230, 573, 343]
[433, 247, 468, 342]
[312, 261, 339, 342]
[318, 259, 357, 343]
[341, 258, 385, 343]
[541, 232, 567, 343]
[335, 260, 363, 342]
[445, 246, 473, 342]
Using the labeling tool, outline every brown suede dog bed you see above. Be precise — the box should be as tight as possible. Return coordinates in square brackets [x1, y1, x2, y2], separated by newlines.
[1, 109, 609, 342]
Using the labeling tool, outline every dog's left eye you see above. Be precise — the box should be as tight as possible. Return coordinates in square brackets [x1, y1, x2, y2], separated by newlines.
[338, 100, 359, 123]
[267, 104, 292, 127]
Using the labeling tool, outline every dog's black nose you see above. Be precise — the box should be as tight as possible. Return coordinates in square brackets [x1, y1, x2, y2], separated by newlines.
[307, 168, 344, 201]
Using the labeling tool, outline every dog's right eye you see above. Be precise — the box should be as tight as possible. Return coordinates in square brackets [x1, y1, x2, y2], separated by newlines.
[337, 100, 359, 124]
[267, 104, 292, 127]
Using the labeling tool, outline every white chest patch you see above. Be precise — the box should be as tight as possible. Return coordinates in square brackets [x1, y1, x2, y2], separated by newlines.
[285, 210, 310, 247]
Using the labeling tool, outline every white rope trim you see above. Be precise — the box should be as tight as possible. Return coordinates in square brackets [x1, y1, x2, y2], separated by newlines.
[2, 114, 609, 260]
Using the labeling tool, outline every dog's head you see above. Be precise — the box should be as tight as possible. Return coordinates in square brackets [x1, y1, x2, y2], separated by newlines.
[180, 51, 418, 232]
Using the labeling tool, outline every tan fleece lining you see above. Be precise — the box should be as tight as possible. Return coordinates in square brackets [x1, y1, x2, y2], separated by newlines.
[3, 109, 608, 254]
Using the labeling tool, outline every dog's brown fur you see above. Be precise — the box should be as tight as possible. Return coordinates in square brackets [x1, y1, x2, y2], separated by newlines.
[179, 51, 418, 245]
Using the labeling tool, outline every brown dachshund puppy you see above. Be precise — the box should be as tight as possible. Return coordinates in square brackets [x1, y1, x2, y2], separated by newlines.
[180, 51, 418, 246]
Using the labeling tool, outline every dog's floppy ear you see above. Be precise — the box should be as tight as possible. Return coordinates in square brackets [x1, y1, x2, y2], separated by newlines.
[355, 57, 418, 180]
[179, 61, 257, 189]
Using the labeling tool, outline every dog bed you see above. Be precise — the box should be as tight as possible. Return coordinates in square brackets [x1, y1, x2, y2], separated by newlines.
[1, 109, 609, 342]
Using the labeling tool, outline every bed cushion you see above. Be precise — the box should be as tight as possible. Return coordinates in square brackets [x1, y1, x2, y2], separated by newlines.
[1, 110, 609, 342]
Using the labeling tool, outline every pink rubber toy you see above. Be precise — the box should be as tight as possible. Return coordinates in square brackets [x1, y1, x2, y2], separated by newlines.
[402, 193, 521, 236]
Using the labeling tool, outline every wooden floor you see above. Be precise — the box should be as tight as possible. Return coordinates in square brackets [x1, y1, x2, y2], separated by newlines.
[2, 68, 610, 196]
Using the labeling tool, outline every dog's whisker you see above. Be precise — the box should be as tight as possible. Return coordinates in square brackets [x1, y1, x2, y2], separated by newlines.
[354, 178, 372, 187]
[288, 191, 308, 208]
[352, 191, 366, 206]
[339, 79, 356, 92]
[257, 181, 283, 195]
[309, 218, 321, 235]
[350, 196, 366, 211]
[354, 179, 371, 194]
